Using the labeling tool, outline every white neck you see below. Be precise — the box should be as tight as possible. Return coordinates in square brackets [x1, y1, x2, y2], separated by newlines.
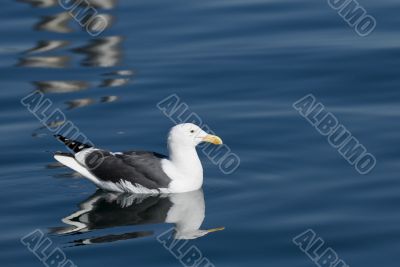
[163, 141, 203, 193]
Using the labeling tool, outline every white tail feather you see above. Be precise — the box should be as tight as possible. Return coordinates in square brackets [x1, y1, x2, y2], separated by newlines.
[54, 154, 101, 186]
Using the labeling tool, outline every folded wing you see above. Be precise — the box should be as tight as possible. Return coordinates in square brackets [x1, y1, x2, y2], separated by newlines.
[84, 150, 171, 190]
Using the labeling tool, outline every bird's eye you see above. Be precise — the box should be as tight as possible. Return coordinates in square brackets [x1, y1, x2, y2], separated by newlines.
[190, 130, 195, 133]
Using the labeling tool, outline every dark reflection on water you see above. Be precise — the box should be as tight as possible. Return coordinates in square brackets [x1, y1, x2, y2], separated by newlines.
[65, 98, 95, 110]
[70, 231, 153, 247]
[73, 36, 123, 67]
[20, 0, 115, 32]
[35, 12, 73, 33]
[51, 189, 224, 246]
[33, 81, 89, 93]
[65, 95, 118, 110]
[17, 0, 134, 142]
[25, 40, 70, 54]
[17, 0, 58, 8]
[18, 0, 132, 97]
[18, 0, 118, 9]
[18, 55, 70, 68]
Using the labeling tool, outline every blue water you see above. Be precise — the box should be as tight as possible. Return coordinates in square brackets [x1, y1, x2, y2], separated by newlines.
[1, 0, 400, 266]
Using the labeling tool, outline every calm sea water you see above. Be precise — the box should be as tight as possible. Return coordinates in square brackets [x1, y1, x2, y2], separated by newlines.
[1, 0, 400, 266]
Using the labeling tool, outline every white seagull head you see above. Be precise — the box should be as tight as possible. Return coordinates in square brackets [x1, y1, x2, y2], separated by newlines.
[167, 123, 223, 148]
[164, 123, 223, 192]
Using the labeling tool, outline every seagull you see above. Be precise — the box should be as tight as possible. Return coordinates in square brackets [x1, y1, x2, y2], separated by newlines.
[54, 123, 223, 194]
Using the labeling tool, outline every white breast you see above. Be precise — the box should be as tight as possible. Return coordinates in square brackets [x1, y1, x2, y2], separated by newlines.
[161, 159, 203, 193]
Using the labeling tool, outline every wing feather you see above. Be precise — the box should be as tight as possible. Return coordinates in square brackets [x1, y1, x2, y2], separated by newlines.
[84, 150, 171, 189]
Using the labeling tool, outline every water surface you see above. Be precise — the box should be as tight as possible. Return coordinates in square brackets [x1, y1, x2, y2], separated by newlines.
[1, 0, 400, 266]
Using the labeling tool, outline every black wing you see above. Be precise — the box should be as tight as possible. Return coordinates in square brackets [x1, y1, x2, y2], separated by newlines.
[55, 134, 92, 153]
[85, 150, 171, 189]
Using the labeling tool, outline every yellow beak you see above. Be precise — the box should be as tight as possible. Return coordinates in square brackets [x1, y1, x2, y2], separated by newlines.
[202, 134, 223, 145]
[205, 226, 225, 233]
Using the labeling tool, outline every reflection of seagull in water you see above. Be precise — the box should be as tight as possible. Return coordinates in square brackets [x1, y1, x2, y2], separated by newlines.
[54, 123, 223, 194]
[51, 189, 224, 244]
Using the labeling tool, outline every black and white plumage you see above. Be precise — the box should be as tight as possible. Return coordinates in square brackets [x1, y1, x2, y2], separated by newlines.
[54, 123, 223, 194]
